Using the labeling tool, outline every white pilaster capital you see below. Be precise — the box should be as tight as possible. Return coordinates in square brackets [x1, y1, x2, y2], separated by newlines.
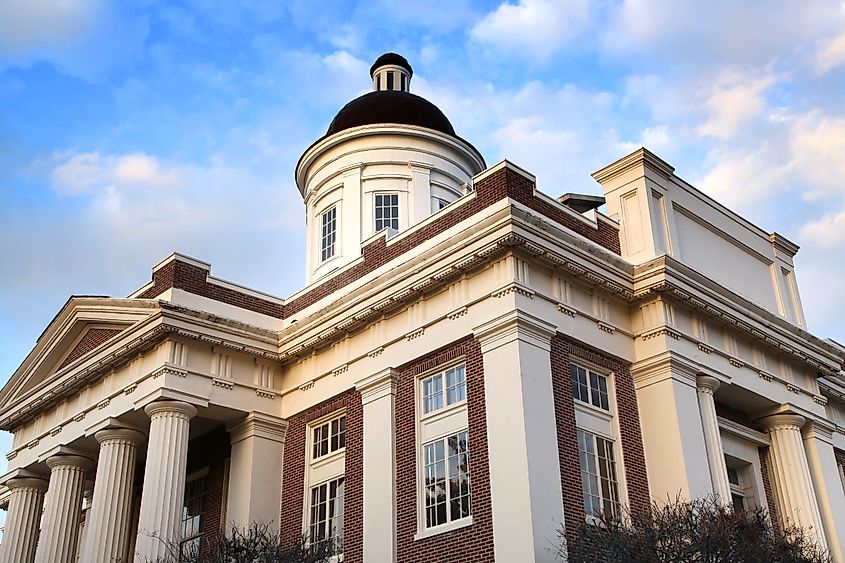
[45, 455, 94, 472]
[473, 310, 555, 354]
[94, 427, 146, 447]
[144, 400, 198, 420]
[356, 368, 398, 405]
[757, 413, 806, 433]
[801, 417, 836, 443]
[6, 477, 48, 492]
[227, 412, 288, 445]
[696, 374, 721, 394]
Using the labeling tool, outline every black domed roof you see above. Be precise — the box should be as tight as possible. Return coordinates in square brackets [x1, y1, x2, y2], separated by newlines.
[370, 53, 412, 77]
[326, 90, 455, 137]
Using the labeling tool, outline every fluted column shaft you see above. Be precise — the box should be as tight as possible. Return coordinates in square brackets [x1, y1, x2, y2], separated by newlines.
[34, 455, 93, 563]
[134, 401, 197, 562]
[0, 478, 47, 563]
[759, 414, 827, 549]
[79, 428, 145, 563]
[696, 375, 731, 503]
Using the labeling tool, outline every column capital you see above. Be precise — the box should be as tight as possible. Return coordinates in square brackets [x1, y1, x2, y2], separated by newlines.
[356, 368, 398, 405]
[94, 427, 146, 446]
[757, 413, 806, 432]
[473, 310, 555, 353]
[144, 400, 198, 420]
[6, 477, 48, 492]
[227, 412, 288, 445]
[46, 455, 94, 472]
[696, 374, 721, 394]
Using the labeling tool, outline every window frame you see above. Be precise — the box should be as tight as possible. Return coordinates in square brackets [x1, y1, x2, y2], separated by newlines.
[414, 360, 473, 539]
[570, 364, 610, 412]
[577, 429, 621, 520]
[419, 364, 467, 419]
[373, 192, 400, 233]
[304, 410, 347, 557]
[179, 467, 210, 558]
[320, 205, 338, 263]
[421, 430, 472, 531]
[308, 475, 345, 555]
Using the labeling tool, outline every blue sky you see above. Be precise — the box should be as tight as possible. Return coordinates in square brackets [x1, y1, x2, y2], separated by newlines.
[2, 0, 845, 475]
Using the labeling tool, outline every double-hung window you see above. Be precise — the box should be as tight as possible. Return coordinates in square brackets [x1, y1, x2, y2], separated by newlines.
[374, 193, 399, 232]
[417, 363, 472, 536]
[321, 207, 337, 262]
[570, 363, 624, 521]
[180, 469, 209, 558]
[577, 429, 620, 518]
[307, 412, 346, 556]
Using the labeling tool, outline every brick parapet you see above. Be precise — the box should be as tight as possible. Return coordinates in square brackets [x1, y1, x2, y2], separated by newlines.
[395, 336, 494, 563]
[279, 389, 363, 561]
[550, 334, 650, 546]
[132, 166, 621, 321]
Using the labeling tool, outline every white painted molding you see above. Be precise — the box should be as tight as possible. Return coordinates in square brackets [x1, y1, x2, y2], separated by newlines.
[356, 368, 398, 405]
[227, 412, 288, 445]
[473, 309, 555, 354]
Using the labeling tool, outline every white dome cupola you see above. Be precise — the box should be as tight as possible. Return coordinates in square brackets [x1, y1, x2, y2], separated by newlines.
[295, 53, 486, 284]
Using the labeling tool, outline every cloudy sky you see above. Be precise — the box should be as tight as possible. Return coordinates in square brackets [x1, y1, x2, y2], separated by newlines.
[2, 0, 845, 469]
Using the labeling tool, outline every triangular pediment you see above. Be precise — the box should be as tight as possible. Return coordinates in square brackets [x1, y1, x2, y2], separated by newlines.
[0, 297, 160, 414]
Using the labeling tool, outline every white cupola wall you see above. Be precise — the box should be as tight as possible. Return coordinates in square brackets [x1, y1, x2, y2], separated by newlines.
[295, 54, 486, 285]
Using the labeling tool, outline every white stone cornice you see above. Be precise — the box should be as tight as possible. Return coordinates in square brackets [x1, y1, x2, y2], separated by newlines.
[473, 310, 555, 354]
[227, 412, 288, 445]
[356, 368, 398, 405]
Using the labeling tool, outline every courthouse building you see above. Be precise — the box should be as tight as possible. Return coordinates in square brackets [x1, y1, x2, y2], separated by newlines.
[1, 53, 845, 563]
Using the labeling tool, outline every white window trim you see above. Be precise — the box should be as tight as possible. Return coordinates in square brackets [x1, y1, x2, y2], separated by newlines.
[570, 362, 630, 522]
[320, 205, 339, 264]
[419, 364, 467, 420]
[414, 359, 471, 538]
[303, 410, 347, 544]
[373, 191, 400, 233]
[720, 428, 769, 513]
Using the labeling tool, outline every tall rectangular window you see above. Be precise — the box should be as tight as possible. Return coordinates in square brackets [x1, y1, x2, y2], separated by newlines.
[309, 476, 344, 554]
[386, 71, 394, 90]
[571, 365, 609, 411]
[312, 414, 346, 460]
[423, 431, 471, 528]
[180, 470, 209, 558]
[577, 429, 620, 518]
[321, 207, 337, 262]
[374, 193, 399, 232]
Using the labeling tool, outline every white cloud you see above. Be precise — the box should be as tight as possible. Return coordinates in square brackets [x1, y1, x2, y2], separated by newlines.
[800, 211, 845, 246]
[470, 0, 592, 59]
[696, 69, 778, 139]
[51, 152, 181, 194]
[814, 28, 845, 74]
[0, 0, 101, 55]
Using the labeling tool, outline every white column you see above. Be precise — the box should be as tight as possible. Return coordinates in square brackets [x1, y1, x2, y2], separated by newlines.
[474, 310, 564, 563]
[802, 421, 845, 562]
[134, 401, 197, 562]
[34, 455, 93, 563]
[696, 375, 731, 503]
[758, 414, 827, 550]
[79, 428, 145, 563]
[356, 368, 398, 563]
[226, 412, 287, 533]
[0, 477, 47, 563]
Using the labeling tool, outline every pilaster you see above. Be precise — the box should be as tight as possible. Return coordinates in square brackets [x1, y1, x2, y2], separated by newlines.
[802, 419, 845, 561]
[226, 412, 288, 533]
[473, 310, 563, 563]
[356, 368, 399, 562]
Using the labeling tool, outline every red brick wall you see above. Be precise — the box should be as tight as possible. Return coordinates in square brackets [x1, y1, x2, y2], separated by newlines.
[550, 334, 650, 546]
[280, 390, 363, 562]
[394, 336, 494, 563]
[133, 167, 621, 321]
[185, 425, 231, 550]
[59, 328, 122, 369]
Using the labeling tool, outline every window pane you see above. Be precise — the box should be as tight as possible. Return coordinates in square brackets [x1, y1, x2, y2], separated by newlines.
[446, 365, 466, 405]
[387, 71, 394, 90]
[422, 374, 443, 414]
[321, 207, 337, 262]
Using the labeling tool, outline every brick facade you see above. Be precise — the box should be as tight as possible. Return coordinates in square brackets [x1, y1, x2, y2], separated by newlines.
[394, 336, 493, 563]
[550, 334, 650, 546]
[280, 389, 363, 562]
[133, 166, 621, 321]
[59, 328, 123, 369]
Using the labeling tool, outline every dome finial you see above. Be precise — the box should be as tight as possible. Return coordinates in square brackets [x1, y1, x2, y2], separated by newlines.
[370, 53, 413, 93]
